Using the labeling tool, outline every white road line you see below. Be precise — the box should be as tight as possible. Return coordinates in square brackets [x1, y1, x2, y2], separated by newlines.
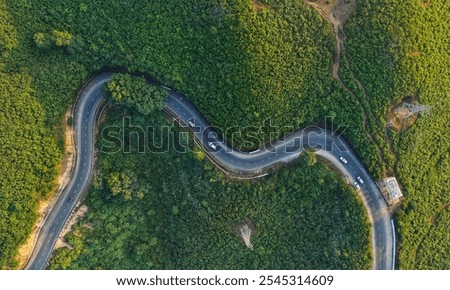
[391, 220, 396, 270]
[30, 74, 392, 270]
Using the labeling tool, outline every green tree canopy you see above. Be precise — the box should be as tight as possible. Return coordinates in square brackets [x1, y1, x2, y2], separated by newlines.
[52, 30, 73, 47]
[104, 74, 166, 116]
[0, 1, 17, 55]
[0, 73, 60, 268]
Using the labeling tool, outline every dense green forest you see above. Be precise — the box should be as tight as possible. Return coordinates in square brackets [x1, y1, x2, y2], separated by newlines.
[1, 0, 373, 268]
[49, 106, 371, 269]
[0, 0, 448, 269]
[0, 73, 60, 268]
[344, 1, 450, 269]
[103, 73, 166, 116]
[0, 0, 16, 57]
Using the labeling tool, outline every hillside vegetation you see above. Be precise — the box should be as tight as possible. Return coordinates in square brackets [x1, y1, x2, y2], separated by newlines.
[0, 73, 60, 268]
[104, 73, 166, 116]
[1, 0, 363, 268]
[344, 0, 450, 269]
[0, 0, 448, 269]
[49, 103, 372, 270]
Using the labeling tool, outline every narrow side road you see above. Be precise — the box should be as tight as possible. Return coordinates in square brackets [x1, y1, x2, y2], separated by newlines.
[25, 73, 395, 270]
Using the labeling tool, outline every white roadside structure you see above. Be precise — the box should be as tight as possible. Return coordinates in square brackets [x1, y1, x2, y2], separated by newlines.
[384, 177, 403, 201]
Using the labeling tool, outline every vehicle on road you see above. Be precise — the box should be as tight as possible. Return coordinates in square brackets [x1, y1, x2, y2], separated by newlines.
[188, 120, 195, 127]
[26, 73, 393, 271]
[339, 156, 348, 164]
[208, 142, 217, 150]
[357, 176, 365, 184]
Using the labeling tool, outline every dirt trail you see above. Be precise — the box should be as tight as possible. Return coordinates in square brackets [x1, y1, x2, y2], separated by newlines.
[341, 49, 398, 172]
[413, 202, 450, 267]
[305, 0, 391, 177]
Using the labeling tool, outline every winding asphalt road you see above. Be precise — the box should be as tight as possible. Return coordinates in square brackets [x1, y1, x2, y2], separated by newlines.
[25, 73, 395, 270]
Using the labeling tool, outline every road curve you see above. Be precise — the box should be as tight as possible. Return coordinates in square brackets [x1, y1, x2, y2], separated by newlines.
[25, 72, 394, 270]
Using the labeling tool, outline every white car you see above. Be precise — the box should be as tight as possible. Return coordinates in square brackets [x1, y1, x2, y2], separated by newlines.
[208, 142, 217, 150]
[357, 176, 364, 184]
[188, 120, 195, 127]
[354, 182, 361, 190]
[339, 156, 348, 164]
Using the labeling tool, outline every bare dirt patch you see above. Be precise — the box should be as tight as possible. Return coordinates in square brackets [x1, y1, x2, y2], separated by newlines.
[55, 205, 89, 250]
[305, 0, 356, 25]
[386, 96, 421, 132]
[409, 50, 422, 57]
[232, 218, 258, 249]
[419, 1, 432, 8]
[252, 0, 271, 13]
[15, 107, 76, 268]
